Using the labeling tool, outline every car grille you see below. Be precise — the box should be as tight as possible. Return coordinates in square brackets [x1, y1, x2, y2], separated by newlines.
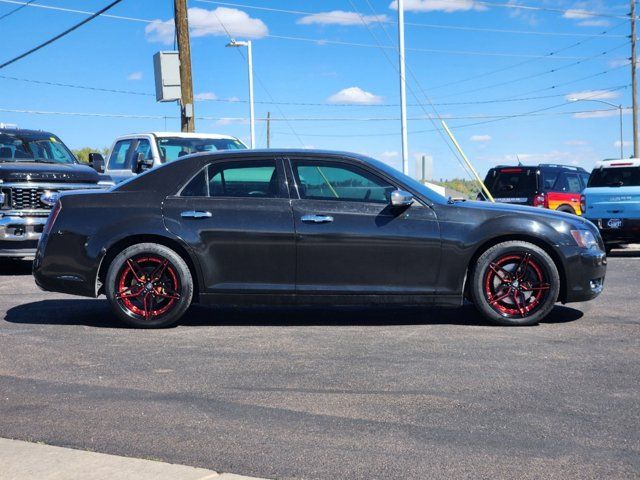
[2, 187, 54, 210]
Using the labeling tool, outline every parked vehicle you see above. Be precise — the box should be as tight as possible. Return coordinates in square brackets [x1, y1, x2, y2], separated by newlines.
[581, 158, 640, 252]
[479, 164, 590, 215]
[0, 127, 112, 258]
[34, 150, 606, 328]
[94, 132, 246, 183]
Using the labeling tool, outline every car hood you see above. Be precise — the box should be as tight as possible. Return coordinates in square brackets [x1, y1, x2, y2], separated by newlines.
[0, 162, 101, 183]
[458, 199, 593, 229]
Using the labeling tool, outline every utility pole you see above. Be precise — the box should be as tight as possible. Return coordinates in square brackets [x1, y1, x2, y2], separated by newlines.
[632, 0, 638, 157]
[266, 111, 271, 148]
[174, 0, 195, 132]
[397, 0, 409, 175]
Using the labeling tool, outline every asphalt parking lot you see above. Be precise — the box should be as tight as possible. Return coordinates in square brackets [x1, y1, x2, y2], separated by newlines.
[0, 253, 638, 480]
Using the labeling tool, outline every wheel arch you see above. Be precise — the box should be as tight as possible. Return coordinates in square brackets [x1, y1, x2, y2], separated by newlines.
[555, 204, 576, 214]
[463, 234, 567, 303]
[97, 234, 201, 302]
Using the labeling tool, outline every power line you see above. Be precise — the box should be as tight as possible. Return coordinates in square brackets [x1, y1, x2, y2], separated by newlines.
[0, 0, 622, 60]
[0, 106, 626, 121]
[0, 0, 123, 70]
[0, 0, 149, 23]
[0, 73, 628, 109]
[428, 20, 629, 92]
[0, 0, 35, 21]
[435, 41, 630, 99]
[196, 0, 630, 28]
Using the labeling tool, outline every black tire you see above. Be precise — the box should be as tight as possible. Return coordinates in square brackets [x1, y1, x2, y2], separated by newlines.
[105, 243, 193, 328]
[556, 205, 576, 215]
[470, 241, 560, 326]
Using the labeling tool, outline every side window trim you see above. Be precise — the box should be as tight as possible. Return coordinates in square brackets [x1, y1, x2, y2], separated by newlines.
[287, 157, 397, 204]
[179, 157, 286, 198]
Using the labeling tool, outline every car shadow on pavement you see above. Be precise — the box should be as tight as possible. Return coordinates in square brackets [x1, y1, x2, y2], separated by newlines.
[4, 299, 583, 328]
[0, 259, 33, 276]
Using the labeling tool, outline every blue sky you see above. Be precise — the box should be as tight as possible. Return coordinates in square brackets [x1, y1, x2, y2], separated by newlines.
[0, 0, 634, 179]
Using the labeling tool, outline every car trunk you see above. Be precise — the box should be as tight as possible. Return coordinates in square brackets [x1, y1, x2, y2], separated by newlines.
[483, 167, 538, 204]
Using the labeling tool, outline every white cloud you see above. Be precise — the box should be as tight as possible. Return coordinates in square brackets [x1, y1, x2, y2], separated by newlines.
[609, 58, 631, 68]
[389, 0, 487, 13]
[194, 92, 217, 101]
[573, 108, 630, 119]
[565, 89, 620, 102]
[577, 19, 610, 27]
[215, 117, 249, 125]
[379, 151, 399, 159]
[565, 140, 588, 146]
[614, 140, 632, 148]
[470, 134, 491, 142]
[227, 96, 241, 102]
[327, 86, 383, 105]
[297, 10, 389, 26]
[145, 7, 268, 45]
[563, 8, 597, 19]
[127, 71, 143, 81]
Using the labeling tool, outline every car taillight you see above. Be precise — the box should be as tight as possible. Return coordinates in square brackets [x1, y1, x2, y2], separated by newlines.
[533, 193, 546, 208]
[43, 201, 61, 235]
[580, 194, 586, 213]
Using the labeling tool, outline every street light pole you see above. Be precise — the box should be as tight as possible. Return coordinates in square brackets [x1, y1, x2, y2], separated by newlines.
[226, 39, 255, 148]
[397, 0, 409, 175]
[569, 97, 625, 158]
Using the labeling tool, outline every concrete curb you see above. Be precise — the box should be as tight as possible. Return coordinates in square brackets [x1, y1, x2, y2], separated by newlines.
[0, 438, 268, 480]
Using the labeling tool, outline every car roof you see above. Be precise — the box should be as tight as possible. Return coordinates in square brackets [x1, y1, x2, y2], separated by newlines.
[0, 128, 56, 137]
[488, 163, 587, 173]
[148, 132, 240, 140]
[593, 158, 640, 169]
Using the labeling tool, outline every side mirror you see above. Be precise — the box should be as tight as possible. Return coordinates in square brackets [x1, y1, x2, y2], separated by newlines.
[390, 189, 414, 207]
[136, 152, 154, 173]
[88, 153, 105, 173]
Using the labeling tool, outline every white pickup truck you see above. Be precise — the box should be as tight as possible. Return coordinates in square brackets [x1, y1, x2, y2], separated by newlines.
[93, 132, 246, 183]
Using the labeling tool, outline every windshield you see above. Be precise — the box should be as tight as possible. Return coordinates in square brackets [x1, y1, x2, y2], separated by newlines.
[588, 167, 640, 187]
[156, 137, 246, 163]
[0, 132, 77, 164]
[484, 168, 537, 195]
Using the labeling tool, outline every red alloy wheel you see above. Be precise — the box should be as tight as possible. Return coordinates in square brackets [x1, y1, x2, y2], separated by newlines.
[483, 253, 551, 319]
[115, 255, 181, 321]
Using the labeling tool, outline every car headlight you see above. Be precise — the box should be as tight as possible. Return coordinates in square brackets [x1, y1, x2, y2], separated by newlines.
[570, 229, 598, 249]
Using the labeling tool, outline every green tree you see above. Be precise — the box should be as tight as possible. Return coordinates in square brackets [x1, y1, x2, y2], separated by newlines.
[71, 147, 109, 164]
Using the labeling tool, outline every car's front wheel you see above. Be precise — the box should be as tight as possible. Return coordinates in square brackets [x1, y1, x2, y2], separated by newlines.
[105, 243, 193, 328]
[470, 241, 560, 326]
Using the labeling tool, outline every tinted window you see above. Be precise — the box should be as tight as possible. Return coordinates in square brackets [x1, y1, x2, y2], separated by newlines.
[564, 173, 582, 193]
[157, 137, 245, 163]
[181, 160, 282, 198]
[580, 173, 590, 189]
[292, 160, 395, 203]
[133, 139, 152, 161]
[485, 168, 537, 195]
[588, 166, 640, 187]
[109, 140, 133, 170]
[541, 171, 559, 191]
[0, 133, 76, 164]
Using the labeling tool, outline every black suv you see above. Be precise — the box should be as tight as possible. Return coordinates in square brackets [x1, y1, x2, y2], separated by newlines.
[0, 127, 111, 258]
[479, 164, 590, 215]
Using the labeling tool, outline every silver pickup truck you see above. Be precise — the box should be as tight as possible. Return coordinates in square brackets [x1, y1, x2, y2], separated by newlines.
[93, 132, 246, 183]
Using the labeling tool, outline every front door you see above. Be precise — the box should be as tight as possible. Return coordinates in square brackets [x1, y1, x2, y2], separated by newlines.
[287, 157, 441, 295]
[163, 158, 295, 294]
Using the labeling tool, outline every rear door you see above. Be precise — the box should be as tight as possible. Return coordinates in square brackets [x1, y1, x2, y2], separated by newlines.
[162, 157, 296, 294]
[485, 167, 537, 205]
[287, 156, 441, 296]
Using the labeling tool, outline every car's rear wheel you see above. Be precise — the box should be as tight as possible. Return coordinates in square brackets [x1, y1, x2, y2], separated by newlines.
[105, 243, 193, 328]
[470, 241, 560, 326]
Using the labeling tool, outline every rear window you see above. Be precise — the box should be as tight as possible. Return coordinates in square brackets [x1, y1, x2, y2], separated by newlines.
[588, 167, 640, 188]
[484, 168, 537, 195]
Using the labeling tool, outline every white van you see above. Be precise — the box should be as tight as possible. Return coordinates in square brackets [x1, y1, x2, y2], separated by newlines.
[97, 132, 246, 183]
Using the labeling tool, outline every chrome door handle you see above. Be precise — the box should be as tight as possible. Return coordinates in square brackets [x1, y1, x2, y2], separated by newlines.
[301, 214, 334, 223]
[181, 210, 212, 219]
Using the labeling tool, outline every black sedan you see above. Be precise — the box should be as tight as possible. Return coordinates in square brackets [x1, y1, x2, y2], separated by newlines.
[33, 150, 606, 328]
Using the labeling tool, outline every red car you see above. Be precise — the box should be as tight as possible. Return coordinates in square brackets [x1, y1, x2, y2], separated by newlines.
[479, 164, 590, 215]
